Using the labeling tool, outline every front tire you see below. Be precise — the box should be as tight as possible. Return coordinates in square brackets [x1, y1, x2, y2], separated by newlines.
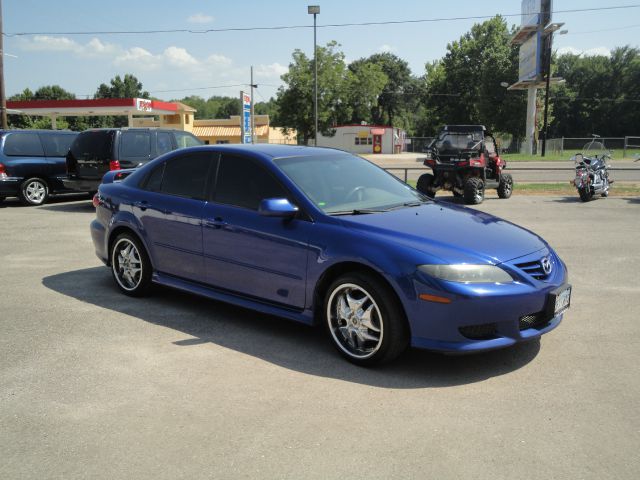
[463, 177, 485, 205]
[416, 173, 435, 198]
[578, 187, 593, 202]
[497, 173, 513, 199]
[111, 233, 152, 297]
[19, 177, 49, 206]
[324, 272, 409, 366]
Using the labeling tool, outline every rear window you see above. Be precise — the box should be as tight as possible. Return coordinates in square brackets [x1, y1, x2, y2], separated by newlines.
[160, 152, 212, 199]
[71, 131, 113, 159]
[40, 133, 76, 157]
[120, 131, 151, 158]
[3, 132, 45, 157]
[173, 131, 202, 149]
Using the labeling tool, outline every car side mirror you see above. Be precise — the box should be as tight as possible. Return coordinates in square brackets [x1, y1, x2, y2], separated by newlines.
[259, 198, 299, 219]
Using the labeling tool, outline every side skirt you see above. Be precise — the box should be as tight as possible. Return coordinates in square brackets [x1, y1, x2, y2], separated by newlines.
[152, 271, 316, 326]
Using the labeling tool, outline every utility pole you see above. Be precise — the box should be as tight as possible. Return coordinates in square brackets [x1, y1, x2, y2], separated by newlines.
[250, 66, 255, 144]
[0, 0, 8, 129]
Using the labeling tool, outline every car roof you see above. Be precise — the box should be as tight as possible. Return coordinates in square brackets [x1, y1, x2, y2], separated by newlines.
[201, 144, 345, 159]
[0, 129, 77, 135]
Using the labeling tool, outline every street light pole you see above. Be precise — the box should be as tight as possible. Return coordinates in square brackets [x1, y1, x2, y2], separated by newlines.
[0, 0, 8, 129]
[308, 5, 320, 146]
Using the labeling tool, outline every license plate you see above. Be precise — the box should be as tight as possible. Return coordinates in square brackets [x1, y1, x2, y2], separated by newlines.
[553, 285, 572, 315]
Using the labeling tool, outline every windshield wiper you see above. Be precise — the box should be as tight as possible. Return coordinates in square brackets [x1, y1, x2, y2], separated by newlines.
[328, 208, 389, 216]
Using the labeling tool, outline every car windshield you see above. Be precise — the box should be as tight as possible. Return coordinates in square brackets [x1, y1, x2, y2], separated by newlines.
[432, 132, 483, 152]
[274, 153, 429, 214]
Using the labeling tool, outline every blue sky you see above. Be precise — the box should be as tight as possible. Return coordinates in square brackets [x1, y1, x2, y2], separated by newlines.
[4, 0, 639, 101]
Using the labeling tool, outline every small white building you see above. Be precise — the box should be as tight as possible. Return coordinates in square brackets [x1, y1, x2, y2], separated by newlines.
[316, 124, 406, 154]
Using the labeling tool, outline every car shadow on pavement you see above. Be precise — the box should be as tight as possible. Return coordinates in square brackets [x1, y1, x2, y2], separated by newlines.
[42, 267, 541, 389]
[0, 194, 91, 209]
[38, 200, 95, 213]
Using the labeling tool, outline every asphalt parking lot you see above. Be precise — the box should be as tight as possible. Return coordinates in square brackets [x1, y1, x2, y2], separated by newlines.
[1, 193, 639, 479]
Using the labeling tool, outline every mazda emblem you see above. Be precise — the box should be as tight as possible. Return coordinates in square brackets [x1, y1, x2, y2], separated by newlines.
[541, 257, 552, 275]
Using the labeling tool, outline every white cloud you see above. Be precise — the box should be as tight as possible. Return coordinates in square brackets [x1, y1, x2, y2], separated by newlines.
[187, 13, 214, 24]
[20, 35, 118, 57]
[22, 35, 81, 52]
[255, 63, 288, 79]
[114, 47, 162, 70]
[378, 44, 397, 53]
[556, 46, 611, 57]
[163, 46, 199, 67]
[205, 54, 233, 66]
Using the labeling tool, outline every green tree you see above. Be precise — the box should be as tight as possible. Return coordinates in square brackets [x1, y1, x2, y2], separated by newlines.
[95, 74, 149, 99]
[360, 53, 414, 129]
[422, 16, 526, 139]
[345, 61, 388, 124]
[275, 41, 351, 144]
[93, 74, 149, 127]
[552, 46, 640, 137]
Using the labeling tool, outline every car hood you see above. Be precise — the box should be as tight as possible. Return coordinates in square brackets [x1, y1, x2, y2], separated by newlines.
[338, 202, 547, 265]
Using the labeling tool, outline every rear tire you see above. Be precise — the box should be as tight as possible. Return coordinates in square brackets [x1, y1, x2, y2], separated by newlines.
[463, 177, 485, 205]
[416, 173, 435, 198]
[110, 233, 153, 297]
[497, 173, 513, 199]
[19, 177, 49, 206]
[324, 272, 409, 366]
[0, 196, 5, 204]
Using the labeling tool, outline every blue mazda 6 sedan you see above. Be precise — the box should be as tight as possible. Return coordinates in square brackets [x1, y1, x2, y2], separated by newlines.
[90, 144, 571, 365]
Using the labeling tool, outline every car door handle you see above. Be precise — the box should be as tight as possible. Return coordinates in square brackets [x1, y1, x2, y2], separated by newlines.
[203, 217, 228, 229]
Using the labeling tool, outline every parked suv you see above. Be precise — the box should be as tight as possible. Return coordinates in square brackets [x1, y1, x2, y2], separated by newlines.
[0, 129, 79, 206]
[63, 128, 202, 193]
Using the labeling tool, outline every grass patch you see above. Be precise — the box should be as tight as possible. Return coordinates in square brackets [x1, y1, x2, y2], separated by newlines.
[405, 180, 640, 196]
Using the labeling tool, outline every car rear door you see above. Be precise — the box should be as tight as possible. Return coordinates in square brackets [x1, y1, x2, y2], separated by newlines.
[68, 130, 114, 180]
[202, 153, 311, 309]
[133, 151, 216, 283]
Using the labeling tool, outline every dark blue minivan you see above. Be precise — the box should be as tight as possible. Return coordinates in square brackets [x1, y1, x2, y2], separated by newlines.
[0, 130, 79, 205]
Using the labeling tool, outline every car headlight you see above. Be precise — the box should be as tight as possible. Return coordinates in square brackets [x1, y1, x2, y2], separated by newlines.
[418, 264, 513, 284]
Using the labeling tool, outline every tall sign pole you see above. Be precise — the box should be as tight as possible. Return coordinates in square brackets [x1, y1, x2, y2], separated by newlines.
[250, 66, 255, 144]
[0, 0, 8, 129]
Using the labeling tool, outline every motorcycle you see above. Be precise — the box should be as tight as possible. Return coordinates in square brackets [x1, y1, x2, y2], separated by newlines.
[571, 136, 612, 202]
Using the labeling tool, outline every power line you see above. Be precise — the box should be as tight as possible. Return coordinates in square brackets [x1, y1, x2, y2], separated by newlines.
[567, 23, 640, 35]
[4, 5, 639, 37]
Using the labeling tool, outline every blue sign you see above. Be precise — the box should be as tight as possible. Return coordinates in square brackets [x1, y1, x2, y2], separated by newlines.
[241, 91, 252, 144]
[518, 32, 542, 81]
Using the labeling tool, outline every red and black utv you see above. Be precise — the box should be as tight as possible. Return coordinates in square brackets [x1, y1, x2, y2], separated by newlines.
[416, 125, 513, 205]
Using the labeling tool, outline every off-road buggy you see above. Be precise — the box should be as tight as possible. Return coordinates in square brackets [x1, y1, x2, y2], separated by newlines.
[416, 125, 513, 205]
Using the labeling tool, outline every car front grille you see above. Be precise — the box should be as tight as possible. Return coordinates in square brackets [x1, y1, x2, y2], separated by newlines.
[519, 312, 551, 331]
[459, 323, 498, 340]
[514, 260, 548, 280]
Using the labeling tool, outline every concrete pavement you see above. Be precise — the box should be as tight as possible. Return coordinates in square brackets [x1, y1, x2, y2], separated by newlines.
[1, 195, 639, 479]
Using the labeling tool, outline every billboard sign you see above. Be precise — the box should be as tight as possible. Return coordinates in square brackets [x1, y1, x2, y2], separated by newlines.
[240, 91, 252, 144]
[521, 0, 552, 29]
[518, 32, 542, 81]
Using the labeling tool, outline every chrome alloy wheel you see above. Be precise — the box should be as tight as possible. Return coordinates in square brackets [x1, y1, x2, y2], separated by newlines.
[112, 238, 143, 291]
[327, 283, 384, 359]
[24, 180, 46, 204]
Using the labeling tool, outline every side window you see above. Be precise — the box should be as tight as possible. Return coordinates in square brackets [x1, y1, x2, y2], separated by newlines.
[156, 132, 173, 155]
[142, 163, 165, 192]
[159, 152, 213, 200]
[40, 133, 76, 157]
[173, 131, 203, 149]
[214, 155, 289, 210]
[120, 131, 151, 158]
[4, 133, 45, 157]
